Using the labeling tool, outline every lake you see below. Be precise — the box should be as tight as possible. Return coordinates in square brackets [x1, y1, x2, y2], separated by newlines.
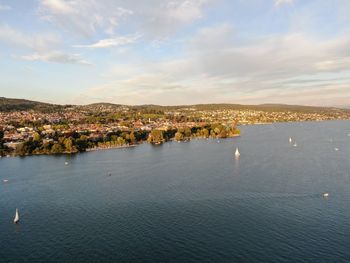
[1, 121, 350, 262]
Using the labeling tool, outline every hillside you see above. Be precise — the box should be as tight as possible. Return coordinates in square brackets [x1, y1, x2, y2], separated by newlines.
[0, 97, 349, 114]
[0, 97, 64, 112]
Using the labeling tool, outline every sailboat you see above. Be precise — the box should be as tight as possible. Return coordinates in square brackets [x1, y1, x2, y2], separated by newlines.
[14, 208, 19, 224]
[289, 137, 292, 143]
[235, 147, 240, 158]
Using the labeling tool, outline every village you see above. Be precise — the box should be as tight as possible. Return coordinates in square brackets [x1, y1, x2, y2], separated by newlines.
[1, 105, 350, 156]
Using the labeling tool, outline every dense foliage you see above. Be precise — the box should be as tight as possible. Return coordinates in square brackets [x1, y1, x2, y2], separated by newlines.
[0, 124, 240, 157]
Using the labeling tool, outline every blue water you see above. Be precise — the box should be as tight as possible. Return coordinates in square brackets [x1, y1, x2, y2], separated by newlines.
[1, 121, 350, 262]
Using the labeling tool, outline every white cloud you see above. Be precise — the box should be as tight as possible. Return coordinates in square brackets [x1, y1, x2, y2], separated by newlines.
[74, 34, 140, 48]
[0, 24, 90, 65]
[19, 52, 91, 65]
[79, 24, 350, 105]
[275, 0, 293, 6]
[0, 24, 60, 51]
[38, 0, 133, 37]
[0, 4, 11, 11]
[40, 0, 74, 13]
[141, 0, 210, 37]
[167, 0, 209, 22]
[38, 0, 210, 39]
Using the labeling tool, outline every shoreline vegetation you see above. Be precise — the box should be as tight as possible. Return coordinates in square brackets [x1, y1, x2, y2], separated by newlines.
[0, 124, 240, 158]
[2, 97, 350, 158]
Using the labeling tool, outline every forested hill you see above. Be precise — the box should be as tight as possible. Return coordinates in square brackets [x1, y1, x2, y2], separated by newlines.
[0, 97, 65, 112]
[0, 97, 349, 114]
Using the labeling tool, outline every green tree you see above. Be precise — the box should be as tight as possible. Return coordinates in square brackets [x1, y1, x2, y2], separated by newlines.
[184, 127, 191, 138]
[33, 132, 41, 142]
[76, 135, 89, 152]
[0, 129, 4, 151]
[174, 131, 184, 141]
[42, 141, 52, 154]
[63, 138, 75, 153]
[218, 129, 228, 138]
[117, 137, 126, 145]
[129, 132, 136, 143]
[15, 143, 26, 156]
[202, 128, 209, 138]
[147, 130, 164, 144]
[51, 143, 63, 154]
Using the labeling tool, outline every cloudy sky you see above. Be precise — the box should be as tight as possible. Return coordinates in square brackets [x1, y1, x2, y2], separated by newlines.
[1, 0, 350, 106]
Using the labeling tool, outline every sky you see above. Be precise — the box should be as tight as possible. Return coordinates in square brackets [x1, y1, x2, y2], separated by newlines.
[1, 0, 350, 106]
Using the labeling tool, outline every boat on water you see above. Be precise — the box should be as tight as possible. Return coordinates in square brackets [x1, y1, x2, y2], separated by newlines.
[14, 208, 19, 224]
[289, 137, 292, 143]
[65, 162, 69, 165]
[293, 143, 297, 147]
[334, 148, 339, 151]
[235, 148, 240, 157]
[323, 193, 329, 198]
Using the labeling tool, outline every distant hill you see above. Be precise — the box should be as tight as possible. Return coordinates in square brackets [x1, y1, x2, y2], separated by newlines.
[0, 97, 64, 112]
[77, 102, 124, 112]
[133, 103, 349, 114]
[0, 97, 349, 114]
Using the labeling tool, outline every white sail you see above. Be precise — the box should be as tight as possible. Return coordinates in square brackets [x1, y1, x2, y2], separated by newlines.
[289, 137, 292, 143]
[14, 208, 19, 224]
[235, 148, 240, 157]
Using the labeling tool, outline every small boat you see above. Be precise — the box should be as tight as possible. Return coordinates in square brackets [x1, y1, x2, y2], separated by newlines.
[293, 143, 297, 147]
[289, 137, 292, 143]
[3, 179, 9, 183]
[65, 162, 69, 165]
[235, 148, 240, 157]
[14, 208, 19, 224]
[334, 148, 339, 151]
[323, 193, 329, 198]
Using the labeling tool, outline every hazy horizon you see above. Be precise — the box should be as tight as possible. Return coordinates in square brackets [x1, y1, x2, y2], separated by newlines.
[1, 0, 350, 107]
[3, 95, 350, 109]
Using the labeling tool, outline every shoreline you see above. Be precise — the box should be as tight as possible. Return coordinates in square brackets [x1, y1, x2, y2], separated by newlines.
[2, 119, 349, 159]
[1, 135, 240, 158]
[85, 144, 137, 152]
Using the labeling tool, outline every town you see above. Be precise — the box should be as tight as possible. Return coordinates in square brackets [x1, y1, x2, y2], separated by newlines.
[1, 100, 350, 157]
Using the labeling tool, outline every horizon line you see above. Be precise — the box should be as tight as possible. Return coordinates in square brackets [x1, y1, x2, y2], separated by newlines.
[1, 96, 349, 109]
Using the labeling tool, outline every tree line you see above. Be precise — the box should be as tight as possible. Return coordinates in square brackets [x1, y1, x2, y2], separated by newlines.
[0, 124, 240, 157]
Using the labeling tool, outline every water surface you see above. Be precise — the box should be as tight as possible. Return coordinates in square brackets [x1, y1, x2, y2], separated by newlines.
[1, 121, 350, 262]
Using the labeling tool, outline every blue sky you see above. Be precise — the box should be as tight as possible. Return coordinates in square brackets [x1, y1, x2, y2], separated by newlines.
[1, 0, 350, 106]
